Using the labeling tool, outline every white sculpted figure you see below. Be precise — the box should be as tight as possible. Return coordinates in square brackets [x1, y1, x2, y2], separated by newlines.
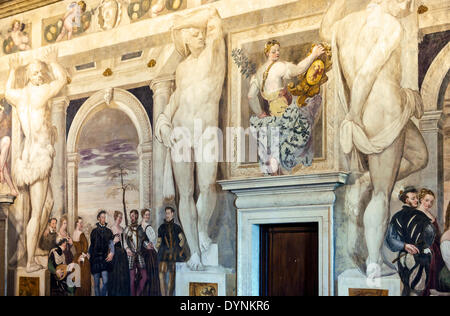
[5, 48, 67, 272]
[320, 0, 428, 276]
[155, 7, 225, 271]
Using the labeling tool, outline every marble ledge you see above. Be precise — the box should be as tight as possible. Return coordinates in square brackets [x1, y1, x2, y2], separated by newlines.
[217, 171, 349, 192]
[218, 172, 349, 209]
[0, 194, 16, 204]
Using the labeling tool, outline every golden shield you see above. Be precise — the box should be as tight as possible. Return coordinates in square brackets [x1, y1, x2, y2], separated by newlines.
[306, 59, 325, 86]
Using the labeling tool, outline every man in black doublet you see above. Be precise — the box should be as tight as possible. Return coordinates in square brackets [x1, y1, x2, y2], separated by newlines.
[386, 186, 435, 296]
[89, 210, 114, 296]
[156, 206, 187, 296]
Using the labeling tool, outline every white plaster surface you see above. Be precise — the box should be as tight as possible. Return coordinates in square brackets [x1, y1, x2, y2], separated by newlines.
[175, 264, 234, 296]
[201, 243, 219, 267]
[338, 269, 401, 296]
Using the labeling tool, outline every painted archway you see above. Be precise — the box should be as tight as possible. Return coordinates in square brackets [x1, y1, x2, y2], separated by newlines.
[420, 42, 450, 224]
[66, 88, 152, 232]
[421, 42, 450, 112]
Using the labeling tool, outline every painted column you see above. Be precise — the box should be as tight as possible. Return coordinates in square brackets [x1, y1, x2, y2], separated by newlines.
[66, 152, 80, 236]
[150, 77, 174, 228]
[50, 97, 69, 222]
[138, 142, 152, 210]
[418, 110, 445, 227]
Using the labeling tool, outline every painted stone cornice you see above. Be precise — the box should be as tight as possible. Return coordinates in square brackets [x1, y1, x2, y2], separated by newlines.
[218, 172, 349, 209]
[0, 0, 61, 19]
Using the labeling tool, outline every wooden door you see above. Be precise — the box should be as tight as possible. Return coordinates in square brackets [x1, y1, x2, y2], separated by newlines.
[260, 222, 318, 296]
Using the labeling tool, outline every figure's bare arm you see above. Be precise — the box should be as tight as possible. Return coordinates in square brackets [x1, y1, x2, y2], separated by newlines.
[284, 45, 325, 79]
[63, 6, 76, 21]
[162, 88, 179, 120]
[201, 8, 224, 67]
[320, 0, 346, 42]
[5, 54, 22, 106]
[205, 8, 223, 48]
[155, 88, 178, 146]
[349, 17, 402, 122]
[43, 47, 67, 98]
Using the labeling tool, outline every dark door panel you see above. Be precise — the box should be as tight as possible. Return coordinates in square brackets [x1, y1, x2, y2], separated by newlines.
[260, 222, 318, 296]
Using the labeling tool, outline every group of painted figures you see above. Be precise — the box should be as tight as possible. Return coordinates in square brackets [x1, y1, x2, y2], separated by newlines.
[40, 206, 186, 296]
[386, 187, 450, 296]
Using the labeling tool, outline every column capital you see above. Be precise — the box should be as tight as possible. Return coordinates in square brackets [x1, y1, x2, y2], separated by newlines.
[67, 152, 80, 165]
[51, 96, 70, 112]
[149, 76, 175, 95]
[138, 142, 153, 156]
[419, 110, 445, 133]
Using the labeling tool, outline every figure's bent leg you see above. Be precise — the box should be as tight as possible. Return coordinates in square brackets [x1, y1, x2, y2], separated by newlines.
[171, 156, 203, 271]
[195, 160, 218, 253]
[35, 186, 54, 257]
[396, 121, 428, 181]
[56, 28, 66, 42]
[39, 186, 53, 241]
[345, 169, 373, 264]
[26, 178, 49, 272]
[364, 132, 405, 276]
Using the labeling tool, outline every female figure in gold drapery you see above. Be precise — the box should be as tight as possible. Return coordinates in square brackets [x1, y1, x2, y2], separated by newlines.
[247, 40, 324, 174]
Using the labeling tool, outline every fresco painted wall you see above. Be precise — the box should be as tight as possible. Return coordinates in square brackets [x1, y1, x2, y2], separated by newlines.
[0, 0, 448, 297]
[77, 107, 140, 231]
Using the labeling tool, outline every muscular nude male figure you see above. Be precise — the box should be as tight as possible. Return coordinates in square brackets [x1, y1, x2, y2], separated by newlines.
[6, 48, 67, 272]
[155, 7, 225, 271]
[320, 0, 428, 276]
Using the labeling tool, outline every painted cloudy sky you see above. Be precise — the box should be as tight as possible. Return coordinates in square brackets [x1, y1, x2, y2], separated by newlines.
[78, 108, 139, 227]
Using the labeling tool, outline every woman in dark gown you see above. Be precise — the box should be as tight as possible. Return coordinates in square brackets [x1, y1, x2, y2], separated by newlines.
[417, 189, 445, 296]
[72, 217, 91, 296]
[141, 208, 161, 296]
[108, 211, 131, 296]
